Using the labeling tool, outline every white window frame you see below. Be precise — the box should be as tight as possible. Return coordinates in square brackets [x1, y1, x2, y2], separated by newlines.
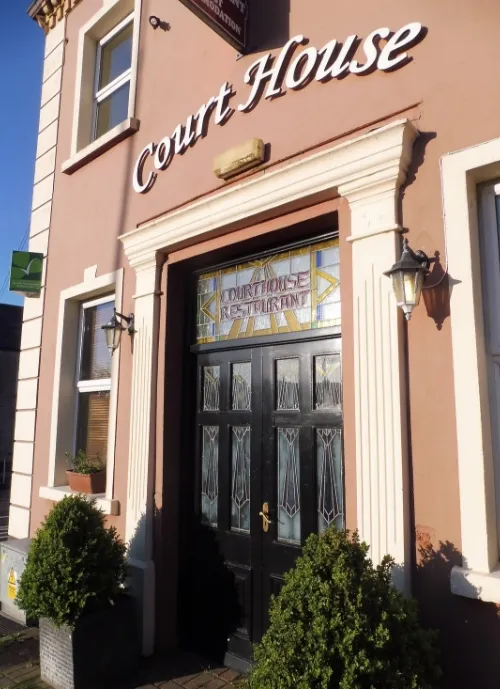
[442, 138, 500, 603]
[478, 182, 500, 545]
[72, 295, 114, 463]
[40, 267, 123, 515]
[91, 14, 133, 143]
[62, 0, 142, 174]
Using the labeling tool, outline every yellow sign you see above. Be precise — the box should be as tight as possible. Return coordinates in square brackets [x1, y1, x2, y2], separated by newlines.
[7, 568, 16, 600]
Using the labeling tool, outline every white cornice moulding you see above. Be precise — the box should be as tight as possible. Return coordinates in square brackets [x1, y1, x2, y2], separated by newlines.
[120, 118, 418, 267]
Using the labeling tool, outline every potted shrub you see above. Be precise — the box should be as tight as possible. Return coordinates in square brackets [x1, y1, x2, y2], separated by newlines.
[16, 495, 140, 689]
[65, 450, 106, 495]
[248, 528, 441, 689]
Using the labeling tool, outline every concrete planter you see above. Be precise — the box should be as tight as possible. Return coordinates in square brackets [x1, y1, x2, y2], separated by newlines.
[39, 595, 140, 689]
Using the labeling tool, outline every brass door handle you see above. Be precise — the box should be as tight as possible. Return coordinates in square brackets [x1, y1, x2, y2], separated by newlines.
[259, 502, 272, 532]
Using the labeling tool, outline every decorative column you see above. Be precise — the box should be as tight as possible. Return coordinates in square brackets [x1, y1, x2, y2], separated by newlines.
[124, 256, 160, 656]
[338, 120, 417, 594]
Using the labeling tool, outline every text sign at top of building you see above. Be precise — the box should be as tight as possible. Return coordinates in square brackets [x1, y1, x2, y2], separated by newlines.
[179, 0, 247, 52]
[133, 21, 426, 194]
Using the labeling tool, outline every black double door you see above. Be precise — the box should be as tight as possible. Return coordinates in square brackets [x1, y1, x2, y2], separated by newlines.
[189, 337, 343, 664]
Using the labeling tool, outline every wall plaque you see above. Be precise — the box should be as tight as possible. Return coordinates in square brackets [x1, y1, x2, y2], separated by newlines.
[178, 0, 247, 52]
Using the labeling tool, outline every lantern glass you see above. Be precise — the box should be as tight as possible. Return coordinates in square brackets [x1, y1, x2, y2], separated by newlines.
[391, 268, 426, 319]
[102, 316, 124, 351]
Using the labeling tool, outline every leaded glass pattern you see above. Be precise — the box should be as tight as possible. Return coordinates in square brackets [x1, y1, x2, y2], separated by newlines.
[317, 428, 344, 532]
[196, 238, 340, 344]
[314, 355, 342, 410]
[231, 426, 251, 533]
[203, 366, 220, 411]
[278, 428, 301, 545]
[277, 359, 299, 410]
[232, 362, 251, 410]
[201, 426, 219, 527]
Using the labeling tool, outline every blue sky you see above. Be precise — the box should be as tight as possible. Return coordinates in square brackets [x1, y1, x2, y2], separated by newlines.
[0, 6, 44, 306]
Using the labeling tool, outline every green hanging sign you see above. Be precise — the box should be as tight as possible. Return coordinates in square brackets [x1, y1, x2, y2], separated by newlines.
[9, 251, 43, 298]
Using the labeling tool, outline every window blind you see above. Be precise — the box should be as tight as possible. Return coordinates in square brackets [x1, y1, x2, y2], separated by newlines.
[80, 301, 114, 380]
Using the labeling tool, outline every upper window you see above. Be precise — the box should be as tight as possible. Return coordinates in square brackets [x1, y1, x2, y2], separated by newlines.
[75, 298, 114, 464]
[93, 15, 133, 142]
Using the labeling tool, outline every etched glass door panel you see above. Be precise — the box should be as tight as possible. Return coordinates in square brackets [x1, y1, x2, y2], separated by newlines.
[231, 426, 251, 532]
[316, 428, 344, 531]
[201, 426, 219, 526]
[276, 359, 299, 410]
[277, 428, 301, 545]
[232, 362, 251, 410]
[314, 355, 342, 411]
[203, 366, 220, 411]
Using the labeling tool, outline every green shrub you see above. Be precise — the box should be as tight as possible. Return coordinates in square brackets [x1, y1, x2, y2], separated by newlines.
[17, 495, 127, 628]
[65, 449, 103, 475]
[248, 528, 441, 689]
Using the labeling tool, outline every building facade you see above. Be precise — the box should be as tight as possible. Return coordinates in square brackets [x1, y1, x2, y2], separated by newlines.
[12, 0, 500, 684]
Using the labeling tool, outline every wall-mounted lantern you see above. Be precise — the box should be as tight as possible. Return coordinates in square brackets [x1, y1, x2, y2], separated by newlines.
[384, 238, 430, 320]
[101, 308, 135, 351]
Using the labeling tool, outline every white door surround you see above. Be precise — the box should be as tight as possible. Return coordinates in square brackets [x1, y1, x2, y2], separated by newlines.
[120, 118, 418, 652]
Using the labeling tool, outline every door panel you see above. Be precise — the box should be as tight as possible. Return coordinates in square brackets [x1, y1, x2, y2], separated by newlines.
[191, 338, 343, 663]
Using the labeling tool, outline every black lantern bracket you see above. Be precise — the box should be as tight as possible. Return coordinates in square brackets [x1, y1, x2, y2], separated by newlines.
[101, 308, 135, 352]
[384, 237, 436, 321]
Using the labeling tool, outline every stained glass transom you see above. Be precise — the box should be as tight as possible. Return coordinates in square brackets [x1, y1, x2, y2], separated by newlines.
[277, 359, 299, 410]
[201, 426, 219, 527]
[278, 428, 301, 545]
[314, 355, 342, 410]
[196, 239, 340, 344]
[231, 426, 251, 533]
[317, 428, 344, 532]
[232, 362, 252, 410]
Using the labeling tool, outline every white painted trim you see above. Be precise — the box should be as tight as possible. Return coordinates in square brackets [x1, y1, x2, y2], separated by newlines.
[441, 136, 500, 585]
[119, 118, 417, 654]
[47, 267, 123, 504]
[69, 0, 141, 157]
[451, 565, 500, 604]
[121, 119, 416, 268]
[39, 485, 119, 516]
[62, 118, 140, 175]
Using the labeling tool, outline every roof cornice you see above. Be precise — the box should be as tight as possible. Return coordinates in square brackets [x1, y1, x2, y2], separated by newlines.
[28, 0, 82, 33]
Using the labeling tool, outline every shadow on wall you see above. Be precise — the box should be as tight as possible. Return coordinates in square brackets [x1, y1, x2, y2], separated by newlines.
[179, 519, 242, 663]
[127, 507, 242, 665]
[414, 535, 500, 689]
[248, 0, 290, 52]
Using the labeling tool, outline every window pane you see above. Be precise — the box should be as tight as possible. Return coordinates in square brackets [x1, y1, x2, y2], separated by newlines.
[76, 391, 110, 463]
[232, 362, 251, 410]
[201, 426, 219, 527]
[314, 355, 342, 410]
[278, 428, 301, 545]
[317, 428, 344, 532]
[99, 23, 133, 90]
[202, 366, 220, 411]
[231, 426, 250, 533]
[95, 81, 130, 139]
[80, 302, 114, 380]
[276, 359, 299, 410]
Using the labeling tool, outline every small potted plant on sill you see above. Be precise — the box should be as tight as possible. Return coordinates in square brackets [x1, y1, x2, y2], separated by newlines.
[65, 449, 106, 495]
[16, 495, 140, 689]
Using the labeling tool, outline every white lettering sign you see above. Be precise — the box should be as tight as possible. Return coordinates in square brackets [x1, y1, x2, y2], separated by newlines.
[133, 21, 424, 193]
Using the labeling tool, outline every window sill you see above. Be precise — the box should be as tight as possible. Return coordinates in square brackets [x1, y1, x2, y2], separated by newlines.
[451, 564, 500, 604]
[39, 485, 120, 516]
[61, 117, 140, 175]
